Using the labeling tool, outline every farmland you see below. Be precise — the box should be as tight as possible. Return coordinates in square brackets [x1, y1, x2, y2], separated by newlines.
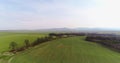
[10, 36, 120, 63]
[0, 32, 46, 52]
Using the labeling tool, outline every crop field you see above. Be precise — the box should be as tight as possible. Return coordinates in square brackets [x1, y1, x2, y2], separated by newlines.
[0, 32, 46, 52]
[10, 36, 120, 63]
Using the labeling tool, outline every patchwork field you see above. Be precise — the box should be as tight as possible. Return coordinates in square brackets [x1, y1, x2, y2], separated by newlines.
[0, 32, 46, 52]
[10, 36, 120, 63]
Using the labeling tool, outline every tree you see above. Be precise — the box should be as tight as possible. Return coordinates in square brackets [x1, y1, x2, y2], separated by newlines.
[49, 33, 57, 38]
[9, 42, 18, 51]
[24, 39, 30, 48]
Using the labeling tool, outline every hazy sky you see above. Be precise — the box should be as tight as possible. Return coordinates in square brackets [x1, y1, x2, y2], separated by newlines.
[0, 0, 120, 29]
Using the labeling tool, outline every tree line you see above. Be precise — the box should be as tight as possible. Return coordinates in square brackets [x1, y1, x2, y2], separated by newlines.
[9, 33, 86, 53]
[85, 33, 120, 52]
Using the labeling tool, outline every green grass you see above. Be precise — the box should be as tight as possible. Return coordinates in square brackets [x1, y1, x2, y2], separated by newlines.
[0, 32, 46, 52]
[11, 36, 120, 63]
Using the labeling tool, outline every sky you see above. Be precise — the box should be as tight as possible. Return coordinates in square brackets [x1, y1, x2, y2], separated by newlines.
[0, 0, 120, 30]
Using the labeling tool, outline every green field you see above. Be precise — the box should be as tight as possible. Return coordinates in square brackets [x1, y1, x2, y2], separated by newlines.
[0, 32, 46, 52]
[10, 36, 120, 63]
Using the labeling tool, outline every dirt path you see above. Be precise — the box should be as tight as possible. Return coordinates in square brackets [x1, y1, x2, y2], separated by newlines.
[0, 52, 14, 63]
[8, 57, 13, 63]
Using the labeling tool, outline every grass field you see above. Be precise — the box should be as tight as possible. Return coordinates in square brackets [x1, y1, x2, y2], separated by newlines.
[10, 36, 120, 63]
[0, 32, 46, 52]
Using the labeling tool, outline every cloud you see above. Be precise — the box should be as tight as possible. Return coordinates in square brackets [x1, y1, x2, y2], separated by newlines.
[1, 0, 120, 29]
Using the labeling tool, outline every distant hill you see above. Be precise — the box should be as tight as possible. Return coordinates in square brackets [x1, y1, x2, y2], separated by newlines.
[0, 27, 120, 34]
